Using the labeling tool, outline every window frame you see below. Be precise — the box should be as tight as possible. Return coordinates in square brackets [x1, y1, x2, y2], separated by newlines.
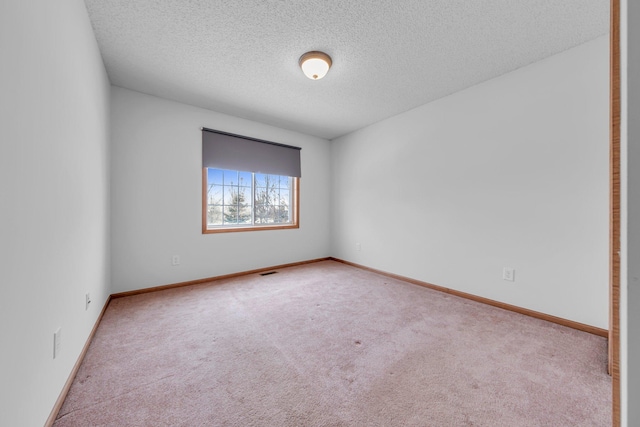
[202, 168, 300, 234]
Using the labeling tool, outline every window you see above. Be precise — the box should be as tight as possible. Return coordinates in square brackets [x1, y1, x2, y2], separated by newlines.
[203, 168, 299, 232]
[201, 127, 301, 234]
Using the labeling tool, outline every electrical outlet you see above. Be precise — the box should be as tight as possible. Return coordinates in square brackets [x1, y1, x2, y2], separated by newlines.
[503, 267, 515, 282]
[172, 255, 180, 266]
[53, 328, 62, 359]
[356, 243, 361, 251]
[85, 293, 91, 311]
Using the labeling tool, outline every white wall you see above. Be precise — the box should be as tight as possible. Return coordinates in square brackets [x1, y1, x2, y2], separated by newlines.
[110, 87, 331, 293]
[0, 1, 111, 426]
[331, 36, 609, 329]
[623, 0, 639, 424]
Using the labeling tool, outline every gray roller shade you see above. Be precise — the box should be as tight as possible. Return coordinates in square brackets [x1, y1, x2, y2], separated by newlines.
[202, 128, 301, 177]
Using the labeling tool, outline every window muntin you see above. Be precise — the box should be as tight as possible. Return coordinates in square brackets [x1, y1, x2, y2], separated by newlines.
[203, 168, 299, 232]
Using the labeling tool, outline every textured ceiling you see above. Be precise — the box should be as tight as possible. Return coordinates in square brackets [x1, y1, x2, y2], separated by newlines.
[84, 0, 609, 140]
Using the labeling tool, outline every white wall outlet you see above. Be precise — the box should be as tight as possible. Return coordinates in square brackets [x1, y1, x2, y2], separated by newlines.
[53, 328, 62, 359]
[503, 267, 515, 282]
[356, 243, 361, 251]
[85, 292, 91, 311]
[172, 255, 180, 266]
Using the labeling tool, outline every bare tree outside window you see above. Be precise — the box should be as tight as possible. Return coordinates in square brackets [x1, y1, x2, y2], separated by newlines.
[254, 174, 289, 224]
[205, 168, 294, 230]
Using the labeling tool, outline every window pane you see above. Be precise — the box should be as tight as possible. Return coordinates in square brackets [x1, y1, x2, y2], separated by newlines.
[238, 171, 252, 187]
[254, 173, 267, 188]
[207, 185, 223, 205]
[237, 187, 251, 208]
[279, 189, 290, 205]
[223, 186, 234, 205]
[254, 202, 269, 224]
[208, 168, 224, 186]
[223, 205, 238, 224]
[257, 204, 276, 224]
[223, 169, 239, 185]
[254, 187, 265, 203]
[280, 176, 290, 190]
[257, 174, 273, 190]
[223, 186, 251, 224]
[238, 203, 251, 224]
[207, 205, 223, 225]
[205, 168, 296, 230]
[275, 206, 289, 223]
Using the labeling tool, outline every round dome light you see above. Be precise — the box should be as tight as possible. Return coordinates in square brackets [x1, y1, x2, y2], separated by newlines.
[299, 51, 332, 80]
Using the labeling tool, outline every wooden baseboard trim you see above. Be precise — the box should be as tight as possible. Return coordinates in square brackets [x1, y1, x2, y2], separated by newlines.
[45, 295, 112, 427]
[110, 257, 333, 299]
[330, 258, 608, 338]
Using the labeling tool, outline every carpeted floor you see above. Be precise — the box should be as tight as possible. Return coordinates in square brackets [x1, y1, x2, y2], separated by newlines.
[54, 260, 611, 426]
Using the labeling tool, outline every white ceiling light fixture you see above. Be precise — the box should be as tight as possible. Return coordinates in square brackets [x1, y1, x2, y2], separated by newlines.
[299, 51, 332, 80]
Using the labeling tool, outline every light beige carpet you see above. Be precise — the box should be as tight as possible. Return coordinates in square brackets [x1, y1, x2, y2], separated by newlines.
[54, 260, 611, 426]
